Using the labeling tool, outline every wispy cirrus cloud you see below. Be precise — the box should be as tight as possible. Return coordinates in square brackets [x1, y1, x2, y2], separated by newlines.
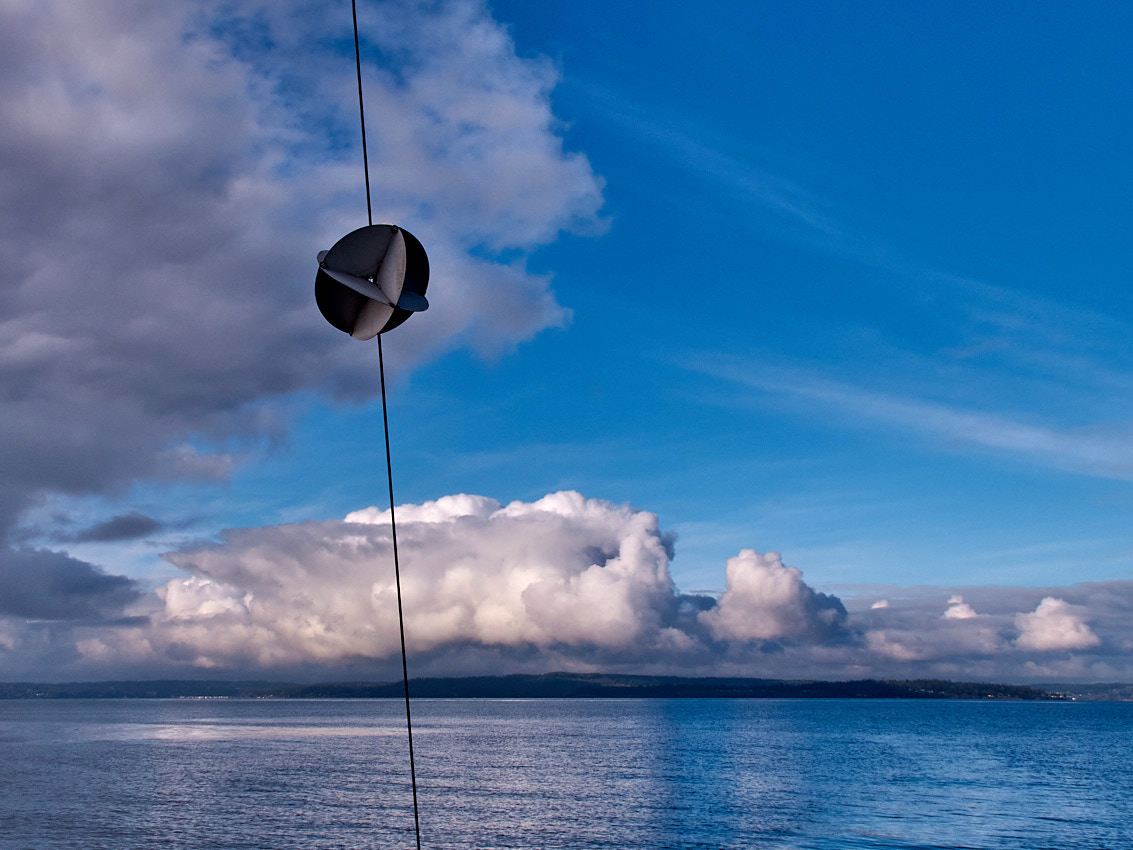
[575, 78, 843, 239]
[589, 80, 1133, 487]
[688, 357, 1133, 481]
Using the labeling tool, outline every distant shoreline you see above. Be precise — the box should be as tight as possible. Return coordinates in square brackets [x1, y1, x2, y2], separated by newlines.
[4, 672, 1121, 700]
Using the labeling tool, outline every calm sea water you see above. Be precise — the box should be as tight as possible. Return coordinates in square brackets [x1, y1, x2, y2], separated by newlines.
[0, 698, 1129, 849]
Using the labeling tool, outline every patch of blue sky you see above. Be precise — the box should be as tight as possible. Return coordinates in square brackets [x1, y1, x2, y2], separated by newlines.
[46, 0, 1133, 595]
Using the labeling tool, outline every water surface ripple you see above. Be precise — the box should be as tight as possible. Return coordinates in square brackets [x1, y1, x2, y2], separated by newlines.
[0, 698, 1128, 849]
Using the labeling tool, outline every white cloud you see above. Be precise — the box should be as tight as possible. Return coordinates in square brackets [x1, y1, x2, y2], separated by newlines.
[699, 549, 847, 643]
[345, 493, 498, 525]
[355, 0, 605, 250]
[944, 595, 979, 619]
[1014, 597, 1101, 652]
[141, 492, 681, 668]
[29, 492, 850, 675]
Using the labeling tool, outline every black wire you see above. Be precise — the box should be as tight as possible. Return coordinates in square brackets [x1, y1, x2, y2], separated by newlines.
[352, 0, 373, 227]
[379, 334, 423, 850]
[353, 2, 421, 847]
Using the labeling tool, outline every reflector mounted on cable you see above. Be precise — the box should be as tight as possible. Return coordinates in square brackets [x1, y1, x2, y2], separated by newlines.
[315, 224, 430, 340]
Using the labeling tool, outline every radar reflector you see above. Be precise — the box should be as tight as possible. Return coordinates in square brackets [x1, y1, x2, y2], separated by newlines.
[315, 224, 430, 339]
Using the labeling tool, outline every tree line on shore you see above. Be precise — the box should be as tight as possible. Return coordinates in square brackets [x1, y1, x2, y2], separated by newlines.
[0, 673, 1065, 700]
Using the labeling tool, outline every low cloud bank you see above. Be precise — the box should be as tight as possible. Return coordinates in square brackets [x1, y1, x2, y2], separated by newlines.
[1, 491, 1130, 682]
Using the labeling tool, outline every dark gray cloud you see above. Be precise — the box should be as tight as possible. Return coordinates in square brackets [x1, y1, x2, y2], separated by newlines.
[0, 548, 139, 621]
[67, 513, 164, 543]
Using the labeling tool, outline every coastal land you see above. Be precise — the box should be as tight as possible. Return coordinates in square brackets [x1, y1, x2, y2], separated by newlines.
[0, 673, 1085, 700]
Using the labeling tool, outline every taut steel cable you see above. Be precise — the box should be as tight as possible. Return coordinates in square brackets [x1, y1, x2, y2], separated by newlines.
[351, 2, 423, 848]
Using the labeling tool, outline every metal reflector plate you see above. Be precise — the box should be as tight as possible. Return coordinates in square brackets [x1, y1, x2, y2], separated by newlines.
[315, 224, 430, 339]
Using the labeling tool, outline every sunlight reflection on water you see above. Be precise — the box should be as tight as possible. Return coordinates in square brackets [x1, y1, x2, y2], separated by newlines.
[143, 723, 412, 741]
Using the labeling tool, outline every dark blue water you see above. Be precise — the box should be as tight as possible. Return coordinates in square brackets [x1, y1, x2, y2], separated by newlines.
[0, 699, 1129, 849]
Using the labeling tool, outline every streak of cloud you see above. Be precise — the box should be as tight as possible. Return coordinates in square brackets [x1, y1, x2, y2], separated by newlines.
[691, 358, 1133, 481]
[576, 78, 842, 239]
[67, 513, 165, 544]
[593, 77, 1133, 488]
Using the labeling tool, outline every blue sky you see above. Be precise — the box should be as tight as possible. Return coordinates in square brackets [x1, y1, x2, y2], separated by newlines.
[234, 0, 1133, 591]
[2, 0, 1131, 681]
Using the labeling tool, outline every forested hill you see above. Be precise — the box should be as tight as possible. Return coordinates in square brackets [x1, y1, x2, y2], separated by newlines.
[0, 674, 1052, 700]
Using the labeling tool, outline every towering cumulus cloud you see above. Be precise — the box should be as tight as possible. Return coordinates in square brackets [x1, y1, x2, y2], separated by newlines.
[700, 550, 847, 642]
[70, 493, 856, 675]
[118, 493, 684, 668]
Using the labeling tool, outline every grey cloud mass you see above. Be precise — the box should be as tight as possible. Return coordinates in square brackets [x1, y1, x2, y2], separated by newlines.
[0, 548, 139, 621]
[0, 1, 603, 577]
[0, 0, 602, 525]
[68, 513, 165, 543]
